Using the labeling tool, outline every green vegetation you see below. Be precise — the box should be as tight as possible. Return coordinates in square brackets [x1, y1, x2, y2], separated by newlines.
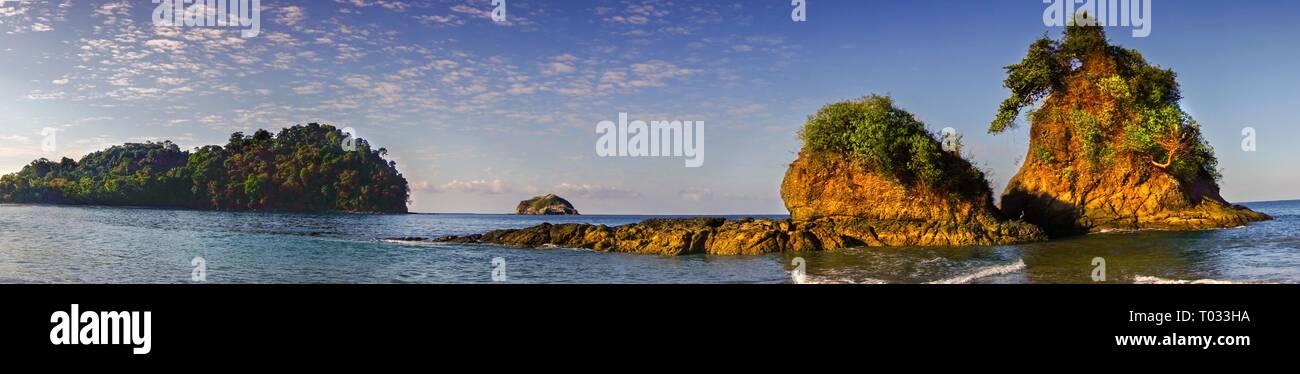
[0, 123, 409, 213]
[524, 194, 571, 211]
[799, 95, 990, 198]
[989, 23, 1219, 182]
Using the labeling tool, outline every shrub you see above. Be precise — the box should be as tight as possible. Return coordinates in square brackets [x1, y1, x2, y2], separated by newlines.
[800, 95, 989, 197]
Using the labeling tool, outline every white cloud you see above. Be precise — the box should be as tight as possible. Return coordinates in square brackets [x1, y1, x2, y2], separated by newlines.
[275, 5, 306, 27]
[554, 183, 641, 199]
[541, 62, 576, 75]
[679, 187, 713, 202]
[433, 179, 508, 194]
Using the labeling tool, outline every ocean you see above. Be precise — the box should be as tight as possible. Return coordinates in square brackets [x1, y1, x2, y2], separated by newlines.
[1, 200, 1297, 284]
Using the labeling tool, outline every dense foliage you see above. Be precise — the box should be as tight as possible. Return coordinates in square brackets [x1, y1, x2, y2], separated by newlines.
[799, 95, 990, 198]
[990, 23, 1219, 182]
[0, 124, 409, 213]
[523, 194, 573, 211]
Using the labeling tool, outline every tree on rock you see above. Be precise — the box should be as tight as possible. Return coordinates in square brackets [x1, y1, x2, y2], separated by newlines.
[990, 24, 1268, 233]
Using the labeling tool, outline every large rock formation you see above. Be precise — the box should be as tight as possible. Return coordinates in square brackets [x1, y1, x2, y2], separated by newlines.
[437, 96, 1046, 255]
[782, 150, 1043, 246]
[989, 24, 1268, 234]
[515, 194, 579, 215]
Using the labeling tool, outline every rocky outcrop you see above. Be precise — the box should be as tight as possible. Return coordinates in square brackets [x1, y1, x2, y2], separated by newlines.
[515, 194, 579, 215]
[1002, 156, 1269, 233]
[437, 215, 1045, 256]
[990, 25, 1269, 234]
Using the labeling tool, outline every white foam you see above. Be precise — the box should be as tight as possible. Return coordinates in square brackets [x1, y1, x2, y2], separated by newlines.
[792, 270, 887, 284]
[380, 239, 433, 246]
[927, 259, 1027, 284]
[1132, 275, 1251, 284]
[795, 275, 888, 284]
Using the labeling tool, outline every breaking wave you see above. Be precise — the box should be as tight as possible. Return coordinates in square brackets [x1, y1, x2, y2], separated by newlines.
[1132, 275, 1253, 284]
[927, 259, 1027, 284]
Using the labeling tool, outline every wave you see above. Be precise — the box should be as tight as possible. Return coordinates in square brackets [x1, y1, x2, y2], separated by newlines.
[791, 270, 888, 285]
[1132, 275, 1254, 284]
[927, 259, 1027, 284]
[793, 274, 888, 284]
[380, 238, 434, 246]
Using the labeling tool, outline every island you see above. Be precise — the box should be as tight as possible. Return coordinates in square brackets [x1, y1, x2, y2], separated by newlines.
[516, 194, 579, 215]
[987, 23, 1269, 234]
[0, 123, 410, 213]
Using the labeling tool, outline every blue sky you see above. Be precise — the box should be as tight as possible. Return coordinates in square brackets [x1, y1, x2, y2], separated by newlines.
[1, 0, 1297, 214]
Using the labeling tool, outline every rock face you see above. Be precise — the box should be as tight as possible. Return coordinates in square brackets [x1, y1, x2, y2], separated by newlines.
[989, 25, 1269, 234]
[781, 150, 1044, 246]
[515, 194, 579, 215]
[1002, 157, 1269, 233]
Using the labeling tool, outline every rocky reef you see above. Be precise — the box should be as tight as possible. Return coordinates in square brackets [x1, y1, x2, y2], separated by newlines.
[989, 24, 1269, 234]
[440, 214, 1043, 255]
[437, 96, 1046, 255]
[515, 194, 579, 215]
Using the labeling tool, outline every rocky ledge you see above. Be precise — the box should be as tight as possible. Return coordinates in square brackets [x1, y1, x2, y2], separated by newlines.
[436, 216, 1045, 256]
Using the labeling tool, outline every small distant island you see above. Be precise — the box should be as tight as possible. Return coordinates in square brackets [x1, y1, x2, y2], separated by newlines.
[0, 123, 410, 213]
[516, 194, 579, 215]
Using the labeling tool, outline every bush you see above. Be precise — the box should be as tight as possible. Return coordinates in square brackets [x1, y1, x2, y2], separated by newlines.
[799, 95, 990, 197]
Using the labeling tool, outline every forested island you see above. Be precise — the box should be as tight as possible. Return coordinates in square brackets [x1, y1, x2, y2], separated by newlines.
[0, 123, 410, 213]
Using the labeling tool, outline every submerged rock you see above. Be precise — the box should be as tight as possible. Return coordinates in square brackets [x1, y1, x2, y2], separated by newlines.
[515, 194, 579, 215]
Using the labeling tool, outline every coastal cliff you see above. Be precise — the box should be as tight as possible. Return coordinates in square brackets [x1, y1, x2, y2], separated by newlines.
[516, 194, 579, 215]
[989, 24, 1269, 234]
[437, 96, 1045, 254]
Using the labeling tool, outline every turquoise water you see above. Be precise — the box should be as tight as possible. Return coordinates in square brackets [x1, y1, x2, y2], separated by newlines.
[1, 201, 1297, 284]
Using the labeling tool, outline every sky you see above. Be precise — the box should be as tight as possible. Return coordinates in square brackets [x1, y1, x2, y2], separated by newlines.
[0, 0, 1297, 214]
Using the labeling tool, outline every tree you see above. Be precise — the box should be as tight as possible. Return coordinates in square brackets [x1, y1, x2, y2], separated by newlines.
[989, 24, 1219, 182]
[0, 124, 410, 213]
